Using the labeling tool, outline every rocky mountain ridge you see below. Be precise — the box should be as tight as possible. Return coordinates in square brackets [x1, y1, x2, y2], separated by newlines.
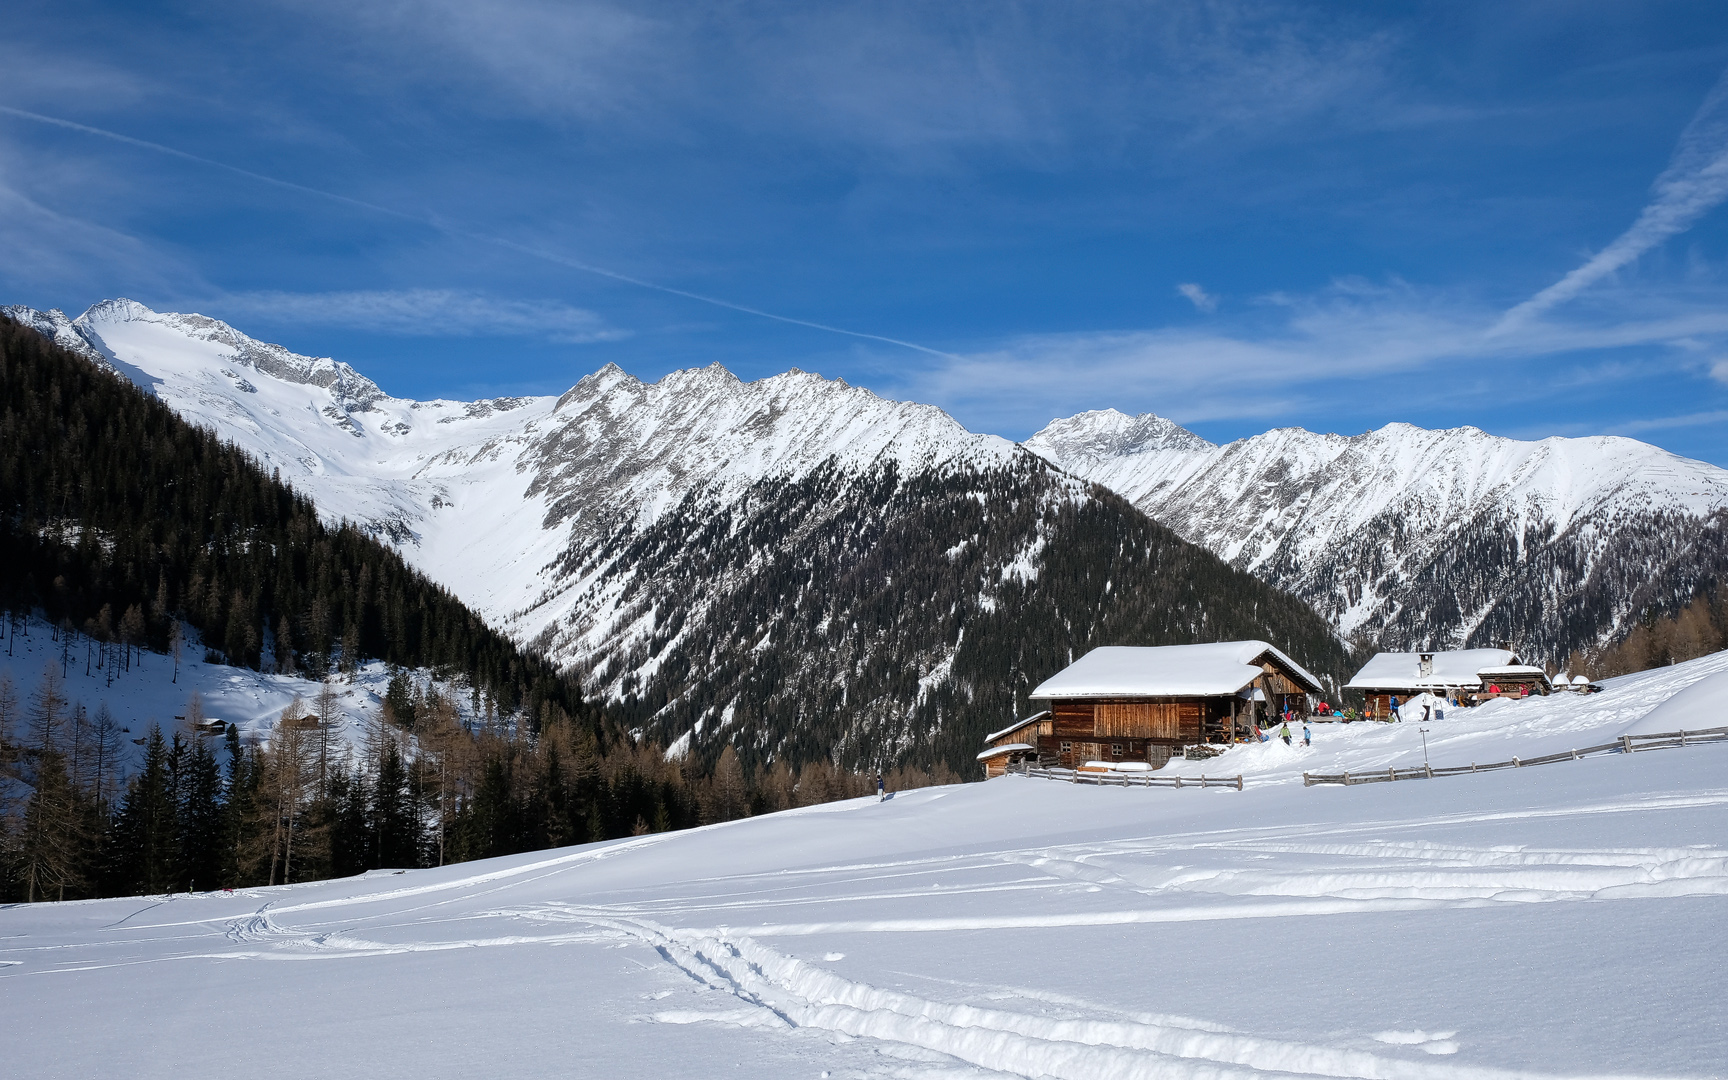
[1027, 409, 1728, 661]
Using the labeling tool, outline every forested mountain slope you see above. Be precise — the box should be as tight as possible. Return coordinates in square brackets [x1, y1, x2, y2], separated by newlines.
[0, 313, 576, 719]
[599, 458, 1350, 775]
[1029, 409, 1728, 665]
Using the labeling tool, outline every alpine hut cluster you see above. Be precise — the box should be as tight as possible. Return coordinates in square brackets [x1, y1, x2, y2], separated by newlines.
[979, 639, 1586, 777]
[1343, 649, 1555, 718]
[977, 641, 1324, 776]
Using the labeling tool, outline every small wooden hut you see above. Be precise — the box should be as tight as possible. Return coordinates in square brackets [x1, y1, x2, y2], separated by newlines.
[975, 711, 1052, 777]
[1344, 649, 1530, 717]
[1471, 664, 1553, 702]
[982, 641, 1324, 770]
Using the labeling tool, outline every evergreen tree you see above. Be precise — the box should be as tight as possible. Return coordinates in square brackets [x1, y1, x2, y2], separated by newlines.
[372, 741, 419, 869]
[111, 727, 177, 895]
[176, 735, 225, 892]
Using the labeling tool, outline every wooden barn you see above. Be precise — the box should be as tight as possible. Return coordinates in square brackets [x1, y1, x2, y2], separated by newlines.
[982, 641, 1325, 771]
[1344, 649, 1524, 717]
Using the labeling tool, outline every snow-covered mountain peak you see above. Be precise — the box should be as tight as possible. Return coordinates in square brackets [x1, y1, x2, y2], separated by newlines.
[1025, 408, 1213, 466]
[525, 356, 1019, 539]
[73, 298, 389, 409]
[7, 298, 1041, 678]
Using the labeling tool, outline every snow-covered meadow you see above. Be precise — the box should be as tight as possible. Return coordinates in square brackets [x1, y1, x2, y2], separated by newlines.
[5, 652, 1727, 1078]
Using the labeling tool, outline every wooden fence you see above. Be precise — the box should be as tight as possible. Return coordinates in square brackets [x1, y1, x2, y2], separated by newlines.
[1007, 763, 1244, 790]
[1302, 725, 1728, 787]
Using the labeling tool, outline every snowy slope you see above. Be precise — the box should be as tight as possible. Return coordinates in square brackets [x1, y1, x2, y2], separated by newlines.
[0, 615, 464, 771]
[6, 651, 1728, 1079]
[1029, 409, 1728, 659]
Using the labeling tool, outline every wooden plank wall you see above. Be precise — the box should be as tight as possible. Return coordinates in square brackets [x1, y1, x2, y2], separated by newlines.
[1095, 702, 1183, 740]
[1053, 702, 1095, 740]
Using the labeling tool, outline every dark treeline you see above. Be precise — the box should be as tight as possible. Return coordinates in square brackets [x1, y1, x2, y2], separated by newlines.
[0, 315, 574, 720]
[1580, 582, 1728, 679]
[0, 661, 954, 902]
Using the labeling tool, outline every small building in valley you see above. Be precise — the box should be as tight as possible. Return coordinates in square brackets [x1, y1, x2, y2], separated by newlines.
[1344, 648, 1536, 716]
[982, 641, 1325, 770]
[1473, 664, 1553, 701]
[976, 711, 1052, 778]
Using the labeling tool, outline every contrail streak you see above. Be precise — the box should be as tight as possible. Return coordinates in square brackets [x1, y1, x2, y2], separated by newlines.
[0, 104, 959, 359]
[1496, 68, 1728, 331]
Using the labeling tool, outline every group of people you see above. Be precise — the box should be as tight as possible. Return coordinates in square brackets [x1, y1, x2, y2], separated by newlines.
[1248, 717, 1312, 747]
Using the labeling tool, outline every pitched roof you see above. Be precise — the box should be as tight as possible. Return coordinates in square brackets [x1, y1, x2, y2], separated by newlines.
[1029, 641, 1322, 699]
[1344, 649, 1518, 692]
[985, 711, 1050, 744]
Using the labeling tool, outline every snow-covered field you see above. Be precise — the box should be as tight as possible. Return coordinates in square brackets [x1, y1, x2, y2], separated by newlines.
[5, 654, 1727, 1078]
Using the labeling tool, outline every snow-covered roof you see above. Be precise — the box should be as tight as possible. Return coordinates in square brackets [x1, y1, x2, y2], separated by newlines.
[1029, 642, 1322, 700]
[976, 743, 1035, 760]
[1345, 649, 1517, 692]
[984, 711, 1050, 744]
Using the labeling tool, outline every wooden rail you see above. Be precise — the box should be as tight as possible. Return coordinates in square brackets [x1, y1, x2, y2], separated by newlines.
[1302, 725, 1728, 787]
[1008, 764, 1244, 790]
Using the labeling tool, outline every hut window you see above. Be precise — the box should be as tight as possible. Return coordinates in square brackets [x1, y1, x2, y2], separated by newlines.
[1060, 742, 1072, 753]
[1111, 744, 1123, 757]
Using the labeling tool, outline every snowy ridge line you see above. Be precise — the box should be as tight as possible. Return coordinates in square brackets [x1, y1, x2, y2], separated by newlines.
[591, 914, 1661, 1080]
[1302, 725, 1728, 787]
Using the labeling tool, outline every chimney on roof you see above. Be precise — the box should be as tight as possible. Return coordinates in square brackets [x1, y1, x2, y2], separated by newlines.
[1418, 652, 1434, 678]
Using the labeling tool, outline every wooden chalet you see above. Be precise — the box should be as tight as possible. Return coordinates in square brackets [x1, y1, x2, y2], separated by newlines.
[982, 642, 1325, 771]
[1344, 649, 1538, 717]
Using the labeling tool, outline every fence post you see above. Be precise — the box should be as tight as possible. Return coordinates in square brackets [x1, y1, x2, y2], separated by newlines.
[1571, 749, 1578, 760]
[1622, 735, 1633, 753]
[1388, 767, 1396, 782]
[1236, 775, 1243, 791]
[1342, 771, 1349, 785]
[1513, 757, 1521, 767]
[1201, 774, 1208, 788]
[1304, 772, 1311, 787]
[1425, 764, 1432, 779]
[1681, 730, 1687, 746]
[1175, 776, 1183, 789]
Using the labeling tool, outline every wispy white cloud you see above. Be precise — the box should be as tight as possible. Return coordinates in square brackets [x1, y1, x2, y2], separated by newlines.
[1610, 408, 1728, 435]
[1176, 282, 1218, 312]
[0, 170, 194, 298]
[1499, 67, 1728, 328]
[1712, 359, 1728, 384]
[215, 290, 629, 343]
[0, 45, 148, 111]
[306, 0, 1412, 166]
[892, 275, 1728, 437]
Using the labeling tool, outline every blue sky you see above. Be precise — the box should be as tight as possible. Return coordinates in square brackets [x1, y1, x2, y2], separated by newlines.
[4, 2, 1728, 463]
